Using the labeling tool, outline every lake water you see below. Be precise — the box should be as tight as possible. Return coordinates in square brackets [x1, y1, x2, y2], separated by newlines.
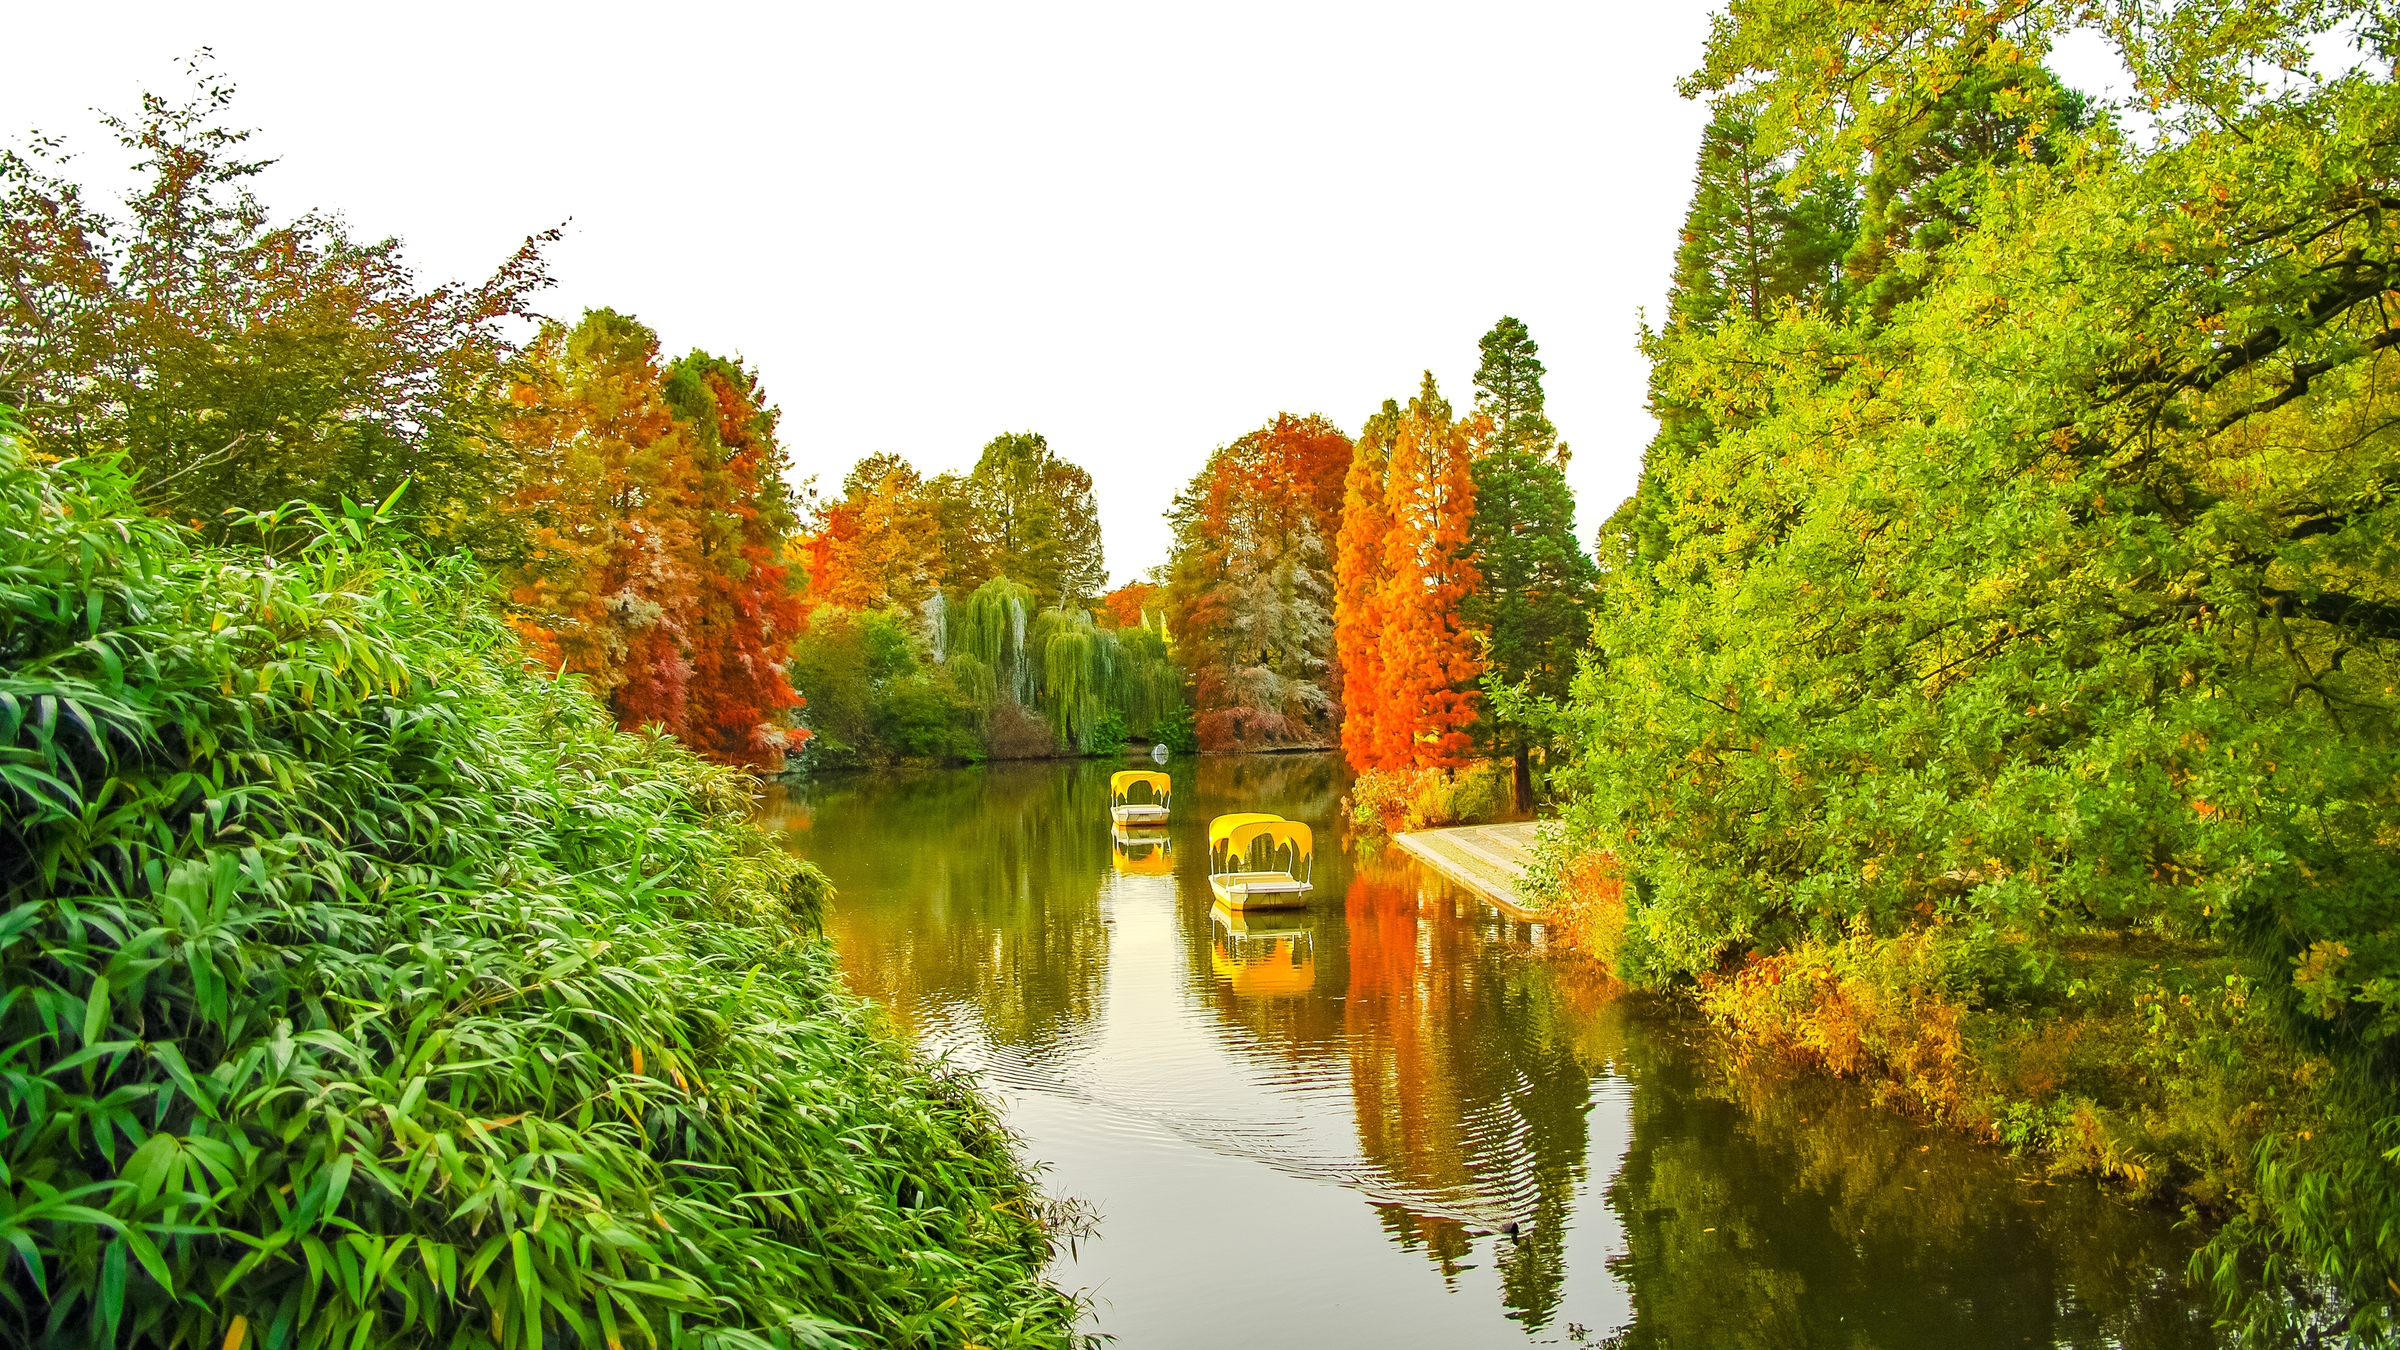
[760, 753, 2220, 1348]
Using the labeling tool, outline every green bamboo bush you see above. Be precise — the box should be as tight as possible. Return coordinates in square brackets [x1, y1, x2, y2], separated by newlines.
[0, 420, 1085, 1348]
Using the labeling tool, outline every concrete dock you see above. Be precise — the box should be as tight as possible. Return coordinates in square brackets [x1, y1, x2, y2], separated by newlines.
[1391, 821, 1547, 919]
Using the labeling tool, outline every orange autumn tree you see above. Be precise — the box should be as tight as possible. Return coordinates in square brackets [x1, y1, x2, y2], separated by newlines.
[1334, 400, 1400, 769]
[1163, 412, 1353, 750]
[1336, 375, 1483, 772]
[501, 308, 807, 768]
[1098, 580, 1161, 629]
[801, 452, 949, 612]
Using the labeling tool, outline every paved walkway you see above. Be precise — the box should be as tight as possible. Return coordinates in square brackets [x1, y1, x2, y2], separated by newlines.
[1391, 821, 1547, 918]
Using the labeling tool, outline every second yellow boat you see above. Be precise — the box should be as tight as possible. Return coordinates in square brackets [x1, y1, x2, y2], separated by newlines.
[1205, 813, 1314, 909]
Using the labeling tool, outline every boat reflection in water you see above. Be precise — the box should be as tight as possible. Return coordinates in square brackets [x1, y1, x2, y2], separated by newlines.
[1111, 825, 1173, 877]
[1208, 904, 1315, 997]
[765, 754, 2219, 1350]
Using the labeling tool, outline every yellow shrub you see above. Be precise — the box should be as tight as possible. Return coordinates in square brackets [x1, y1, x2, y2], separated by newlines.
[1345, 762, 1509, 835]
[1548, 850, 1627, 975]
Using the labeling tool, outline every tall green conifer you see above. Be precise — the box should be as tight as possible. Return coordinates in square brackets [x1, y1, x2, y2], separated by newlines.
[1665, 108, 1855, 333]
[1465, 446, 1595, 806]
[1473, 317, 1567, 467]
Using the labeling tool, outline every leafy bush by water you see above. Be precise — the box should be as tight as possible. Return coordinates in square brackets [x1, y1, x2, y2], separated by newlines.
[1343, 763, 1508, 836]
[0, 425, 1083, 1347]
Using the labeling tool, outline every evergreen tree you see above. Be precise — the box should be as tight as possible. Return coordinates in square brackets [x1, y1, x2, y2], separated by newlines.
[1604, 107, 1859, 591]
[1472, 317, 1567, 467]
[1465, 447, 1595, 806]
[1664, 107, 1855, 333]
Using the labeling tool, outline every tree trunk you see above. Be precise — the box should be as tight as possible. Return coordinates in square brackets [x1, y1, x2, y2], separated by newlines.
[1512, 741, 1534, 813]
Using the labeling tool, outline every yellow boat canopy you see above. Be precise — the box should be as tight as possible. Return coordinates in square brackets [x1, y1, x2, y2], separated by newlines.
[1110, 770, 1172, 806]
[1221, 818, 1311, 866]
[1207, 813, 1284, 867]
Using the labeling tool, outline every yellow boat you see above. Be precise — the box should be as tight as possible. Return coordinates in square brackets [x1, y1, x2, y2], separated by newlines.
[1209, 904, 1315, 995]
[1109, 770, 1173, 827]
[1206, 814, 1314, 909]
[1111, 830, 1173, 876]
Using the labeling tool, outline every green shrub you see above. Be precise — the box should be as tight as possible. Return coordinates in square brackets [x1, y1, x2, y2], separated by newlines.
[0, 425, 1083, 1347]
[790, 607, 984, 769]
[1150, 704, 1198, 755]
[873, 672, 982, 761]
[1085, 710, 1129, 758]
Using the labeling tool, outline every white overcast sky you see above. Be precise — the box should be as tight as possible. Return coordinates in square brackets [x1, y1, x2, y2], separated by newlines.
[3, 4, 2147, 585]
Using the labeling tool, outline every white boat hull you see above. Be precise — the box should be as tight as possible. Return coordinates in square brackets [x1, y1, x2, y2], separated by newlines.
[1209, 872, 1311, 909]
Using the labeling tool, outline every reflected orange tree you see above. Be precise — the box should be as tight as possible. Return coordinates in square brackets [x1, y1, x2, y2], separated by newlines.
[1339, 861, 1596, 1331]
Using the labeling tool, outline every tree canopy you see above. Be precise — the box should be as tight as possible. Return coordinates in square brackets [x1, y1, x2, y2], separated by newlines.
[1562, 0, 2400, 1334]
[961, 431, 1105, 609]
[0, 62, 556, 555]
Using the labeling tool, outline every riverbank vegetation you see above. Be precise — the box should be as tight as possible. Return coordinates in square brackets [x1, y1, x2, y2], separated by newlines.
[1533, 0, 2400, 1336]
[0, 70, 819, 774]
[0, 421, 1085, 1346]
[787, 438, 1182, 766]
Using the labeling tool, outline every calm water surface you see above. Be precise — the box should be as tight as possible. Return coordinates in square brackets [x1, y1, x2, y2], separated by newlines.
[761, 754, 2219, 1348]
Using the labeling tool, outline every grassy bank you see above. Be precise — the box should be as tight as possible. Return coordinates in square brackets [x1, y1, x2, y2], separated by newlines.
[0, 424, 1084, 1347]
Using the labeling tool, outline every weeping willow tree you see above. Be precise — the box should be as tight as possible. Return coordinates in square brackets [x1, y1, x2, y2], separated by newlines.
[1110, 622, 1181, 738]
[936, 575, 1186, 753]
[946, 651, 1001, 708]
[1032, 609, 1109, 752]
[953, 576, 1035, 704]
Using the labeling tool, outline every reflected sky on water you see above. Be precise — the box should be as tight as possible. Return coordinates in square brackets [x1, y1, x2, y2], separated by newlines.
[761, 754, 2219, 1349]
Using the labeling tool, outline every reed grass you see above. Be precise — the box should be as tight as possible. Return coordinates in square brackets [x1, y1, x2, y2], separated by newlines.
[0, 420, 1086, 1348]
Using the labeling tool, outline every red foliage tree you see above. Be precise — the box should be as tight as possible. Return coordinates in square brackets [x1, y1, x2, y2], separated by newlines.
[1164, 413, 1353, 750]
[668, 354, 810, 768]
[1099, 580, 1160, 629]
[500, 309, 808, 769]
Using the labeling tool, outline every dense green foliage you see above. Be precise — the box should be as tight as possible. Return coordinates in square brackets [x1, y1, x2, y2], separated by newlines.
[787, 577, 1181, 767]
[1464, 321, 1594, 803]
[1560, 0, 2400, 1335]
[953, 435, 1105, 612]
[0, 64, 554, 557]
[0, 423, 1080, 1347]
[786, 605, 986, 766]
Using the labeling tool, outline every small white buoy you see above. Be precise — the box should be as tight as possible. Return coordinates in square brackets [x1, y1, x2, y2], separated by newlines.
[1151, 742, 1169, 764]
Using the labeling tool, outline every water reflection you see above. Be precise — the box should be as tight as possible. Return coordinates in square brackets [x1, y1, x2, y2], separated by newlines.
[762, 755, 2219, 1348]
[761, 763, 1111, 1051]
[1111, 828, 1173, 876]
[1208, 907, 1317, 997]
